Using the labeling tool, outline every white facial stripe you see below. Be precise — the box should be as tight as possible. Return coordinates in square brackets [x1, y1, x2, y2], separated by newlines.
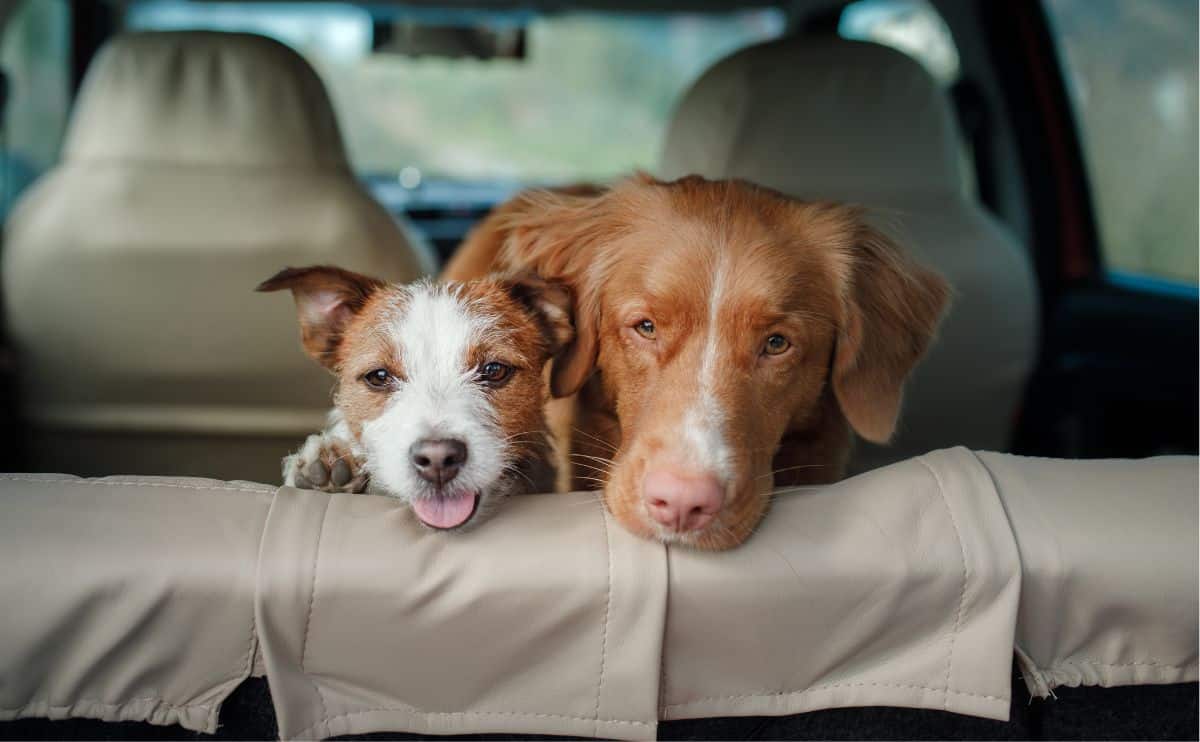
[359, 283, 508, 501]
[399, 283, 483, 389]
[682, 256, 733, 481]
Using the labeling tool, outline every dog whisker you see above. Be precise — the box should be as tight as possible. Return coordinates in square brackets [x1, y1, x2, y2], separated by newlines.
[573, 471, 609, 481]
[571, 473, 609, 485]
[569, 452, 616, 467]
[571, 463, 610, 473]
[570, 426, 619, 453]
[501, 463, 537, 490]
[765, 485, 823, 500]
[754, 463, 826, 481]
[503, 430, 545, 441]
[569, 465, 613, 478]
[568, 458, 612, 472]
[568, 462, 613, 476]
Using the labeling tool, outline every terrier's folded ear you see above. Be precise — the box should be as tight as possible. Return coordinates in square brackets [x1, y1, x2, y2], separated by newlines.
[257, 265, 386, 370]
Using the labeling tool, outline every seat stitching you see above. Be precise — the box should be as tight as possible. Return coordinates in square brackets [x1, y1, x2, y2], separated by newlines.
[1048, 658, 1195, 669]
[593, 502, 614, 737]
[300, 494, 333, 724]
[0, 697, 213, 713]
[294, 707, 650, 739]
[662, 681, 1007, 709]
[235, 490, 274, 723]
[0, 475, 273, 495]
[918, 457, 970, 711]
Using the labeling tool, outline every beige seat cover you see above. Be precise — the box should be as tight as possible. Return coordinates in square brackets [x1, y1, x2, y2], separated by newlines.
[979, 452, 1199, 696]
[659, 37, 1039, 473]
[0, 474, 276, 731]
[1, 451, 1194, 738]
[2, 31, 431, 483]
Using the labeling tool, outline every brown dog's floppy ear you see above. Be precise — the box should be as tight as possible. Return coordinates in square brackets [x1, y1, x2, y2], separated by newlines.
[505, 274, 576, 358]
[832, 217, 951, 443]
[493, 187, 613, 398]
[256, 265, 385, 370]
[547, 295, 598, 399]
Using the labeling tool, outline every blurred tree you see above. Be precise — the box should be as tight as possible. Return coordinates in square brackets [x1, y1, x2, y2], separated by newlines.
[1046, 0, 1198, 284]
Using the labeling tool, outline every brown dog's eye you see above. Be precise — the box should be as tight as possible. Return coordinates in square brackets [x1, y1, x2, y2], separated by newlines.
[363, 369, 394, 389]
[633, 319, 656, 340]
[479, 361, 512, 386]
[763, 334, 791, 356]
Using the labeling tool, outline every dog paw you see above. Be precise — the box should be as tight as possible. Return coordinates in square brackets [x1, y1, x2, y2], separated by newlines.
[283, 433, 369, 493]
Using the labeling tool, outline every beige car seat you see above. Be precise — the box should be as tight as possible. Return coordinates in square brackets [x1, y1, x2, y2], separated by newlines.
[2, 31, 430, 482]
[660, 37, 1038, 472]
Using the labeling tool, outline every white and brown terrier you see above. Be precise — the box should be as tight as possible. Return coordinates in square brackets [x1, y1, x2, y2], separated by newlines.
[258, 266, 573, 530]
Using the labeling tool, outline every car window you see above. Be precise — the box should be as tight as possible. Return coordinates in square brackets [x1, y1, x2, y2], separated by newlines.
[126, 1, 785, 184]
[838, 0, 960, 85]
[0, 0, 70, 217]
[1044, 0, 1198, 285]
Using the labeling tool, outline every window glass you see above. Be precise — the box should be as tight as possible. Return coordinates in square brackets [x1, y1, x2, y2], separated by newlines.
[1044, 0, 1198, 285]
[127, 1, 785, 183]
[0, 0, 70, 217]
[839, 0, 960, 85]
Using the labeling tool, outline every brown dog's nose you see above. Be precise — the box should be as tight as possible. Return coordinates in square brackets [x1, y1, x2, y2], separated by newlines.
[642, 468, 725, 532]
[410, 439, 467, 486]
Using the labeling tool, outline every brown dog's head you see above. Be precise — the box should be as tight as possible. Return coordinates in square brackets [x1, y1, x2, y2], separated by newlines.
[258, 267, 573, 530]
[494, 174, 950, 549]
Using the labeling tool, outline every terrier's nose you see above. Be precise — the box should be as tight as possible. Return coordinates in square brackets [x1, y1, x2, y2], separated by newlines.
[642, 468, 725, 532]
[410, 439, 468, 486]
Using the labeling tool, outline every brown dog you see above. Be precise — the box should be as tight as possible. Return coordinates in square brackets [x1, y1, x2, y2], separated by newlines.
[442, 174, 950, 550]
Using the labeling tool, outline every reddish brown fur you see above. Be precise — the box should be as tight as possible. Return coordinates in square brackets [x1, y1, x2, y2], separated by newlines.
[259, 268, 573, 497]
[444, 174, 950, 550]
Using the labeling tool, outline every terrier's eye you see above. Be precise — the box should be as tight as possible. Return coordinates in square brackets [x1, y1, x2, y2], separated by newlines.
[479, 361, 512, 386]
[763, 334, 791, 356]
[633, 319, 656, 339]
[363, 369, 394, 389]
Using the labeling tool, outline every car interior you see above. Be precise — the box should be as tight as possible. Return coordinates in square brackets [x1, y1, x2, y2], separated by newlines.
[0, 0, 1195, 739]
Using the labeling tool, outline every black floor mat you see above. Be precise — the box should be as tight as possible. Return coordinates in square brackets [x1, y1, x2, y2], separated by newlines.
[2, 668, 1196, 741]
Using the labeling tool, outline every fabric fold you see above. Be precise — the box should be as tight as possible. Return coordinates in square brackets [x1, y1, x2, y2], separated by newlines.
[255, 489, 668, 740]
[659, 447, 1020, 722]
[979, 452, 1199, 698]
[0, 474, 274, 734]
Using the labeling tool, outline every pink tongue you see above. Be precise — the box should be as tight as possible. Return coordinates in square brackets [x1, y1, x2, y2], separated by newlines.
[411, 493, 478, 529]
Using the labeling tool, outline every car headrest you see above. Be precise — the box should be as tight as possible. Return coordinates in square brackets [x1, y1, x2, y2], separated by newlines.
[661, 36, 964, 197]
[63, 31, 348, 169]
